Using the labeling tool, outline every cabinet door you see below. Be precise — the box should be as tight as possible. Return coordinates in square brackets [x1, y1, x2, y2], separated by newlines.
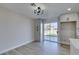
[60, 14, 78, 22]
[76, 22, 79, 38]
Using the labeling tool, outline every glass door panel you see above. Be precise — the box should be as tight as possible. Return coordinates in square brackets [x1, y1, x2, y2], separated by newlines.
[44, 22, 58, 42]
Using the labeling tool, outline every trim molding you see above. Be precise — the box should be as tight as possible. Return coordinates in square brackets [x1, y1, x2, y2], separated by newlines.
[0, 40, 34, 54]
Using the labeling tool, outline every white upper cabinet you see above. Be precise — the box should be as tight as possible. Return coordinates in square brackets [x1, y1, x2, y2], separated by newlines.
[60, 13, 79, 22]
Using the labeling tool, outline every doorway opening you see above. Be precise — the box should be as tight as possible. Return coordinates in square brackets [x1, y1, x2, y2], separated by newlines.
[44, 22, 58, 42]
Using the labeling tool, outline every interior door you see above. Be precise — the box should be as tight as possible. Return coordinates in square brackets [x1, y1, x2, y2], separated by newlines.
[60, 22, 76, 44]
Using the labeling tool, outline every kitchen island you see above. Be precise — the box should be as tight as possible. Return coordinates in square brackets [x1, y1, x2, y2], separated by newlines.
[70, 39, 79, 55]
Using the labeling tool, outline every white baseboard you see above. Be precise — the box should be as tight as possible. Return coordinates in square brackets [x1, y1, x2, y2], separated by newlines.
[0, 40, 34, 54]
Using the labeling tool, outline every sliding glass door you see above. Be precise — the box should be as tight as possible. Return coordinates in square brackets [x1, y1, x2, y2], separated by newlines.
[44, 22, 58, 42]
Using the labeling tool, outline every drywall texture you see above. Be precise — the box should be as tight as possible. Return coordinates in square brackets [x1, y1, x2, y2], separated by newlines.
[0, 7, 34, 54]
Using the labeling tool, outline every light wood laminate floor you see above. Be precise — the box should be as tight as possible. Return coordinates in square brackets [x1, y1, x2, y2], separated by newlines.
[2, 41, 70, 55]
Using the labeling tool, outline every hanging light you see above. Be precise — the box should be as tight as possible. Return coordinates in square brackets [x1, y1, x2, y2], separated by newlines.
[30, 3, 44, 15]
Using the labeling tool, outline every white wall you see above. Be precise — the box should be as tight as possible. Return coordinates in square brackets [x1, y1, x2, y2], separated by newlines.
[45, 18, 58, 23]
[0, 7, 34, 54]
[33, 19, 40, 42]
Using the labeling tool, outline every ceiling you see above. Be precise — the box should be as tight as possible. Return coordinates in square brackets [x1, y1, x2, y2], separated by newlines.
[0, 3, 79, 20]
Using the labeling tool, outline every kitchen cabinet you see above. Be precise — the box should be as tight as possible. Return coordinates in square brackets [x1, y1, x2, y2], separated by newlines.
[70, 39, 79, 55]
[60, 13, 78, 22]
[59, 13, 78, 45]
